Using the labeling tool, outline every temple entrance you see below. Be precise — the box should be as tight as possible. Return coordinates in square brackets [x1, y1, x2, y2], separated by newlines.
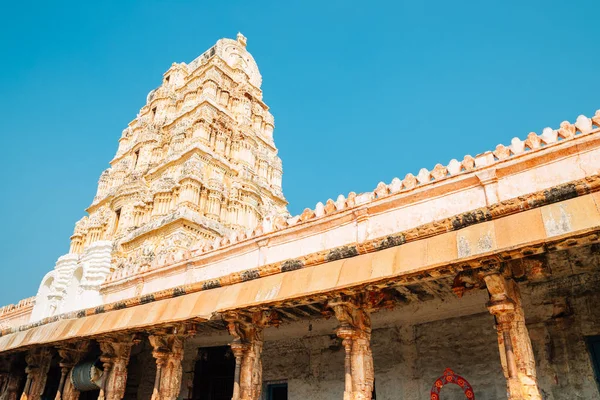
[40, 363, 60, 400]
[192, 346, 235, 400]
[123, 342, 156, 400]
[78, 388, 100, 400]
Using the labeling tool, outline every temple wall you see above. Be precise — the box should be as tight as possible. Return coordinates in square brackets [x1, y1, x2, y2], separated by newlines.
[524, 275, 600, 400]
[257, 287, 600, 400]
[260, 313, 505, 400]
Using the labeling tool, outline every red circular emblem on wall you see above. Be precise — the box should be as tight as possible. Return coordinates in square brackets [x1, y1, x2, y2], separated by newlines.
[430, 368, 475, 400]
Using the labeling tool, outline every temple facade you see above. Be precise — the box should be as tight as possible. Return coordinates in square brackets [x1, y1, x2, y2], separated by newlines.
[0, 34, 600, 400]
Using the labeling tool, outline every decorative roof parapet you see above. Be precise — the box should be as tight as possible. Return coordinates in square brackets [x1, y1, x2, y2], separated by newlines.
[283, 111, 600, 226]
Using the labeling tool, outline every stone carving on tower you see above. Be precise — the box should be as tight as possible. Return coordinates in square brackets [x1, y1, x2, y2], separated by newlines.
[30, 33, 288, 321]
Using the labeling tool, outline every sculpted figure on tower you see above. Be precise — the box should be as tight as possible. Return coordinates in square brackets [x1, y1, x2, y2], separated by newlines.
[31, 33, 288, 321]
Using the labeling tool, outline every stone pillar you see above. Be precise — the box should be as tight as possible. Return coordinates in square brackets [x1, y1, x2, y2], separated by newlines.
[483, 272, 542, 400]
[149, 325, 193, 400]
[61, 376, 79, 400]
[55, 342, 89, 400]
[223, 311, 279, 400]
[20, 348, 52, 400]
[98, 335, 136, 400]
[330, 295, 374, 400]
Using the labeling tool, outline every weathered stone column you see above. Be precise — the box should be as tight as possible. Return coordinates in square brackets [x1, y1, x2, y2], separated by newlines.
[223, 311, 278, 400]
[149, 325, 192, 400]
[97, 335, 136, 400]
[20, 348, 52, 400]
[55, 342, 89, 400]
[483, 272, 542, 400]
[330, 295, 374, 400]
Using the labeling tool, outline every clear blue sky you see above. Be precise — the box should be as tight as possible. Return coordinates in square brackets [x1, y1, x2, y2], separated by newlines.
[0, 0, 598, 306]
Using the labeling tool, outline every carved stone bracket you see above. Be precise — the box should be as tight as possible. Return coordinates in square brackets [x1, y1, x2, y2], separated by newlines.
[328, 294, 374, 400]
[20, 348, 52, 400]
[483, 272, 542, 400]
[98, 335, 138, 400]
[149, 325, 194, 400]
[55, 341, 89, 400]
[223, 310, 279, 400]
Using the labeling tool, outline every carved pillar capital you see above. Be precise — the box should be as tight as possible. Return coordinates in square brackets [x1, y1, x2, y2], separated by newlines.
[329, 294, 372, 340]
[98, 334, 137, 363]
[148, 331, 185, 363]
[224, 310, 278, 344]
[56, 341, 88, 368]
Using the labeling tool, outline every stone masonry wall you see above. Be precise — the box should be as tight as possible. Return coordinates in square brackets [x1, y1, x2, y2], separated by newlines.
[524, 271, 600, 400]
[261, 312, 505, 400]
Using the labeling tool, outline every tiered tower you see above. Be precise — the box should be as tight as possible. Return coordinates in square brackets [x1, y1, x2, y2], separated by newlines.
[30, 33, 287, 321]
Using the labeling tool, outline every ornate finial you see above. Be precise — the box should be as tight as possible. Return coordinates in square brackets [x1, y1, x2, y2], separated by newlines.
[237, 32, 247, 48]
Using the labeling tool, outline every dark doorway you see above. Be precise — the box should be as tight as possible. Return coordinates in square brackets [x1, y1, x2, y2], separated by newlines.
[123, 341, 156, 400]
[587, 335, 600, 391]
[192, 346, 235, 400]
[40, 365, 60, 400]
[266, 383, 287, 400]
[79, 389, 100, 400]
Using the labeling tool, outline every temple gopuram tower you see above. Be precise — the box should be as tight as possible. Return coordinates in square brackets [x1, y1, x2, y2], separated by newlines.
[30, 33, 287, 321]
